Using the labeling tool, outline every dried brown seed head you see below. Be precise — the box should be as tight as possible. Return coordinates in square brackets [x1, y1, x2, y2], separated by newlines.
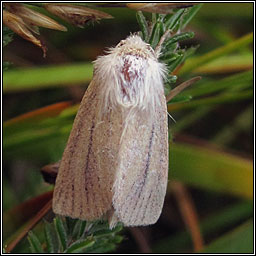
[5, 3, 67, 31]
[126, 3, 197, 14]
[44, 4, 113, 28]
[3, 10, 47, 56]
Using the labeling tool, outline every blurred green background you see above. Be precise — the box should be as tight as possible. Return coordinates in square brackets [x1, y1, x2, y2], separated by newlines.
[3, 3, 253, 254]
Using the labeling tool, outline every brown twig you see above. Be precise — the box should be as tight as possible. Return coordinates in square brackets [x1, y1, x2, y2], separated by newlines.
[171, 181, 204, 252]
[128, 227, 152, 253]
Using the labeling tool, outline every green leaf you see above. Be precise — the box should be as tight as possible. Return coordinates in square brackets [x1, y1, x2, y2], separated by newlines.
[163, 32, 195, 49]
[54, 217, 68, 251]
[168, 90, 252, 111]
[149, 21, 162, 49]
[182, 70, 253, 98]
[64, 238, 95, 253]
[3, 63, 93, 93]
[212, 105, 253, 145]
[193, 53, 253, 74]
[164, 9, 185, 31]
[165, 75, 177, 85]
[27, 231, 44, 253]
[180, 4, 204, 29]
[109, 234, 123, 244]
[72, 220, 87, 239]
[153, 201, 253, 253]
[167, 52, 184, 72]
[168, 95, 193, 104]
[170, 142, 253, 199]
[201, 219, 253, 253]
[44, 221, 58, 253]
[136, 11, 149, 42]
[166, 46, 198, 73]
[160, 52, 180, 63]
[179, 32, 253, 75]
[93, 224, 123, 238]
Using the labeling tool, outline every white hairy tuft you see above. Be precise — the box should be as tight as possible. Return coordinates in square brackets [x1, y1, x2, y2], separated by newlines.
[93, 35, 167, 120]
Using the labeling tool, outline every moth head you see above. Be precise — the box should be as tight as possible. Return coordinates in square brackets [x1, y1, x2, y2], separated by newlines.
[115, 35, 156, 59]
[93, 34, 166, 113]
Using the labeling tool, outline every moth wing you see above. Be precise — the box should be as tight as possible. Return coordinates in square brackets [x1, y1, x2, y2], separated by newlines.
[112, 95, 168, 226]
[53, 80, 123, 220]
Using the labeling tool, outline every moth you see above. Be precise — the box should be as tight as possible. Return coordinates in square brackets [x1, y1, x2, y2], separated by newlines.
[53, 35, 169, 228]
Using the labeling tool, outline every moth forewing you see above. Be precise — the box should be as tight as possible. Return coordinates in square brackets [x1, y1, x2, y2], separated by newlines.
[112, 93, 168, 226]
[53, 80, 123, 220]
[53, 35, 169, 227]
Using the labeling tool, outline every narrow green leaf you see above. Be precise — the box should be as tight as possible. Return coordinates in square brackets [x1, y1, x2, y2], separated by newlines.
[65, 217, 78, 234]
[64, 239, 95, 253]
[27, 231, 44, 253]
[136, 11, 149, 42]
[153, 201, 253, 253]
[78, 221, 87, 238]
[168, 95, 193, 104]
[201, 219, 253, 253]
[149, 22, 162, 49]
[167, 46, 198, 73]
[54, 217, 68, 251]
[193, 53, 253, 74]
[93, 223, 123, 238]
[180, 4, 204, 29]
[156, 13, 165, 22]
[167, 53, 184, 72]
[179, 32, 253, 75]
[165, 75, 177, 84]
[163, 32, 195, 48]
[44, 221, 57, 253]
[109, 234, 123, 244]
[180, 45, 199, 62]
[160, 52, 179, 63]
[159, 21, 165, 38]
[72, 220, 87, 239]
[87, 221, 122, 236]
[161, 42, 178, 56]
[168, 90, 252, 111]
[3, 63, 93, 93]
[183, 70, 253, 97]
[164, 9, 185, 31]
[170, 142, 253, 199]
[212, 105, 253, 145]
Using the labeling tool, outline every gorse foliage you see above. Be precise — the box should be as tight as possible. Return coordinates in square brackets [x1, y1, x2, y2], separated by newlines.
[28, 217, 123, 253]
[136, 5, 202, 101]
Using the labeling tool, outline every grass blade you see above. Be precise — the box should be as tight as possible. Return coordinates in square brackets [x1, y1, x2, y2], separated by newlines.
[200, 219, 253, 253]
[179, 32, 253, 75]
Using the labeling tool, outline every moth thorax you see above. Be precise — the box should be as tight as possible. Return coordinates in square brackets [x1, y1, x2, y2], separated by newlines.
[115, 53, 149, 107]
